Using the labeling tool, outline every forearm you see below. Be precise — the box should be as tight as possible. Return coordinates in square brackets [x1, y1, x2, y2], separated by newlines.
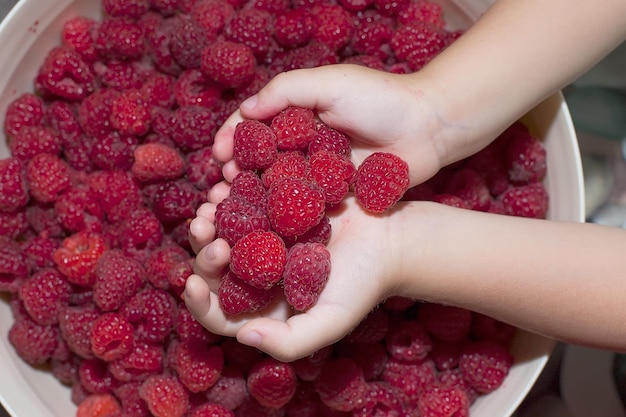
[396, 202, 626, 352]
[418, 0, 626, 165]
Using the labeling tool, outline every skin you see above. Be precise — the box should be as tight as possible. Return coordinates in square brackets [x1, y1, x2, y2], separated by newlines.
[185, 0, 626, 362]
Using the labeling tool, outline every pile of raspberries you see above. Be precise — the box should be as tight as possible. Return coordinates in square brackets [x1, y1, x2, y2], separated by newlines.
[0, 0, 550, 416]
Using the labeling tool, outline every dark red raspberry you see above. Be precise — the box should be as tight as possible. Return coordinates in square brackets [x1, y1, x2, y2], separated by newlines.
[110, 89, 152, 137]
[121, 286, 178, 343]
[419, 303, 473, 343]
[45, 100, 82, 145]
[190, 0, 235, 38]
[35, 46, 96, 100]
[53, 231, 107, 286]
[458, 340, 513, 394]
[174, 305, 222, 344]
[381, 358, 436, 404]
[55, 185, 104, 233]
[391, 21, 448, 70]
[505, 124, 547, 185]
[233, 119, 279, 170]
[465, 137, 510, 197]
[190, 403, 235, 417]
[307, 150, 357, 205]
[140, 374, 190, 417]
[4, 93, 45, 139]
[267, 177, 326, 238]
[9, 125, 62, 161]
[114, 382, 151, 417]
[90, 312, 135, 361]
[25, 203, 63, 238]
[339, 341, 389, 382]
[282, 215, 332, 247]
[352, 381, 406, 417]
[215, 195, 271, 246]
[61, 16, 98, 62]
[343, 308, 390, 344]
[261, 150, 308, 189]
[8, 315, 59, 365]
[270, 106, 317, 151]
[87, 170, 142, 221]
[201, 40, 257, 88]
[144, 244, 188, 290]
[18, 267, 72, 325]
[417, 384, 470, 417]
[169, 13, 210, 69]
[116, 207, 163, 256]
[248, 357, 298, 409]
[351, 20, 393, 59]
[132, 142, 185, 183]
[397, 0, 445, 27]
[206, 366, 248, 410]
[224, 9, 274, 57]
[173, 68, 222, 108]
[150, 179, 203, 223]
[58, 305, 99, 359]
[149, 0, 181, 15]
[499, 182, 549, 219]
[185, 146, 224, 191]
[170, 105, 217, 152]
[443, 168, 491, 211]
[95, 17, 145, 60]
[230, 230, 287, 289]
[168, 340, 224, 393]
[354, 152, 410, 213]
[0, 210, 29, 241]
[103, 0, 150, 18]
[93, 249, 145, 312]
[25, 153, 73, 203]
[274, 8, 315, 48]
[109, 342, 164, 382]
[145, 16, 182, 76]
[315, 358, 368, 412]
[0, 157, 29, 212]
[283, 242, 331, 311]
[218, 270, 280, 315]
[78, 88, 118, 138]
[76, 393, 122, 417]
[373, 0, 409, 16]
[311, 4, 354, 50]
[385, 318, 433, 362]
[292, 346, 333, 381]
[429, 339, 466, 371]
[22, 235, 59, 270]
[471, 313, 516, 347]
[230, 170, 268, 208]
[90, 132, 137, 172]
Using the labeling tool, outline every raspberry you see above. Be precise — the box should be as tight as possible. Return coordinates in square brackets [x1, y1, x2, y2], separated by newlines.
[230, 230, 287, 289]
[314, 357, 368, 412]
[221, 337, 265, 372]
[354, 152, 410, 213]
[307, 150, 357, 205]
[58, 305, 99, 359]
[95, 60, 144, 91]
[76, 393, 122, 417]
[443, 168, 491, 211]
[351, 20, 393, 59]
[432, 194, 470, 209]
[233, 119, 279, 170]
[270, 106, 317, 151]
[465, 138, 510, 197]
[151, 179, 203, 223]
[55, 185, 104, 233]
[113, 382, 151, 417]
[261, 150, 308, 189]
[18, 267, 72, 325]
[22, 235, 59, 270]
[9, 125, 62, 161]
[268, 42, 338, 75]
[190, 403, 235, 417]
[78, 88, 118, 138]
[381, 359, 437, 404]
[230, 170, 268, 208]
[25, 203, 63, 238]
[110, 89, 152, 137]
[190, 0, 235, 39]
[352, 381, 405, 417]
[132, 143, 185, 183]
[145, 17, 182, 76]
[419, 303, 472, 343]
[274, 8, 315, 48]
[90, 132, 138, 172]
[311, 4, 354, 50]
[26, 153, 73, 203]
[206, 366, 248, 410]
[149, 0, 180, 15]
[282, 215, 332, 247]
[185, 146, 224, 191]
[122, 286, 178, 343]
[499, 182, 549, 219]
[140, 374, 190, 417]
[174, 69, 222, 108]
[4, 93, 45, 139]
[505, 125, 547, 185]
[218, 270, 280, 315]
[0, 157, 29, 212]
[171, 105, 217, 152]
[391, 21, 447, 70]
[267, 177, 326, 238]
[95, 17, 145, 60]
[397, 0, 445, 27]
[385, 319, 433, 362]
[169, 13, 209, 69]
[109, 342, 164, 382]
[89, 312, 135, 362]
[338, 341, 389, 381]
[61, 16, 98, 63]
[283, 242, 331, 311]
[145, 244, 189, 289]
[343, 308, 390, 344]
[53, 231, 107, 286]
[292, 345, 333, 381]
[224, 9, 274, 57]
[417, 384, 470, 417]
[429, 340, 465, 371]
[174, 305, 221, 344]
[215, 195, 271, 246]
[234, 67, 272, 101]
[87, 170, 142, 221]
[168, 340, 224, 393]
[201, 40, 257, 88]
[309, 122, 351, 157]
[93, 249, 146, 311]
[458, 340, 513, 394]
[247, 357, 298, 409]
[63, 136, 94, 172]
[103, 0, 150, 18]
[142, 72, 176, 108]
[116, 207, 164, 255]
[0, 210, 29, 241]
[8, 315, 60, 365]
[35, 46, 96, 100]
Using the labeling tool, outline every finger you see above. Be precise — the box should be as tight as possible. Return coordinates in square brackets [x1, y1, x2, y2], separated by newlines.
[192, 238, 231, 280]
[213, 110, 242, 163]
[188, 215, 216, 254]
[208, 180, 233, 203]
[196, 202, 217, 221]
[221, 160, 242, 183]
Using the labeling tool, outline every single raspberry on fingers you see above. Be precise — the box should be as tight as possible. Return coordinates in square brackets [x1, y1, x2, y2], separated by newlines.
[354, 152, 410, 213]
[230, 230, 287, 289]
[247, 357, 297, 409]
[283, 242, 331, 311]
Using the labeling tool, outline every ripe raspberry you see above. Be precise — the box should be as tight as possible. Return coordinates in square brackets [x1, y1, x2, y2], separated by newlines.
[283, 242, 331, 311]
[432, 194, 470, 209]
[391, 21, 447, 70]
[373, 0, 409, 15]
[352, 381, 405, 417]
[103, 0, 150, 18]
[45, 100, 82, 144]
[18, 267, 72, 325]
[149, 180, 202, 224]
[144, 244, 189, 289]
[307, 150, 356, 205]
[185, 146, 224, 191]
[505, 125, 547, 185]
[189, 403, 234, 417]
[61, 16, 98, 62]
[230, 230, 287, 289]
[292, 345, 333, 381]
[465, 138, 510, 197]
[58, 304, 99, 359]
[140, 374, 189, 417]
[121, 286, 178, 343]
[267, 177, 326, 238]
[354, 152, 410, 213]
[206, 366, 248, 410]
[224, 9, 273, 57]
[397, 0, 445, 27]
[443, 168, 491, 211]
[95, 17, 145, 60]
[76, 393, 122, 417]
[26, 153, 73, 203]
[381, 358, 436, 404]
[79, 358, 119, 394]
[261, 150, 308, 189]
[230, 170, 268, 208]
[22, 235, 59, 270]
[419, 303, 472, 343]
[35, 46, 95, 100]
[90, 132, 137, 172]
[171, 105, 217, 152]
[499, 182, 549, 219]
[270, 106, 317, 151]
[78, 88, 118, 138]
[109, 342, 164, 382]
[142, 72, 176, 108]
[174, 68, 222, 108]
[87, 170, 142, 221]
[429, 339, 465, 371]
[149, 0, 180, 15]
[4, 93, 45, 139]
[218, 270, 280, 315]
[458, 340, 513, 394]
[174, 306, 221, 344]
[247, 357, 297, 409]
[351, 20, 393, 60]
[201, 40, 256, 88]
[132, 143, 185, 183]
[0, 157, 29, 212]
[25, 203, 63, 238]
[90, 312, 135, 362]
[8, 315, 59, 365]
[215, 195, 271, 246]
[168, 340, 224, 393]
[343, 308, 390, 344]
[315, 358, 368, 412]
[233, 119, 279, 170]
[274, 8, 315, 48]
[116, 207, 164, 256]
[282, 215, 332, 247]
[385, 319, 432, 362]
[169, 13, 209, 69]
[113, 382, 151, 417]
[145, 17, 182, 76]
[190, 0, 235, 38]
[338, 341, 388, 382]
[55, 185, 104, 233]
[311, 4, 354, 50]
[9, 125, 62, 161]
[95, 60, 144, 91]
[93, 249, 146, 311]
[110, 89, 152, 137]
[417, 384, 470, 417]
[53, 231, 108, 286]
[268, 41, 338, 75]
[309, 122, 351, 157]
[0, 210, 28, 241]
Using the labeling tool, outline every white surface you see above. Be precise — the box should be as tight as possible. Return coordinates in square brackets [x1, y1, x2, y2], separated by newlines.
[0, 1, 584, 417]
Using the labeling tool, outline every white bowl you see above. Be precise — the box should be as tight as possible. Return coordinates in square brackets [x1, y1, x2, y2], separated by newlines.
[0, 0, 585, 416]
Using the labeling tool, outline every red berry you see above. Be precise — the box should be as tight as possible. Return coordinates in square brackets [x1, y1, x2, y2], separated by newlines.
[121, 287, 178, 343]
[307, 150, 356, 205]
[261, 150, 308, 189]
[230, 230, 287, 289]
[93, 249, 146, 312]
[283, 242, 331, 311]
[4, 93, 45, 139]
[224, 9, 273, 57]
[58, 304, 99, 359]
[267, 177, 326, 238]
[206, 366, 248, 410]
[381, 358, 437, 404]
[315, 358, 368, 412]
[53, 231, 108, 286]
[103, 0, 150, 18]
[354, 152, 410, 213]
[35, 46, 96, 100]
[385, 318, 432, 362]
[185, 146, 224, 190]
[215, 195, 271, 246]
[397, 0, 445, 27]
[218, 270, 280, 315]
[95, 17, 145, 60]
[9, 125, 62, 161]
[230, 170, 268, 208]
[18, 267, 72, 325]
[132, 143, 186, 183]
[0, 157, 29, 212]
[140, 374, 189, 417]
[417, 383, 470, 417]
[189, 403, 235, 417]
[247, 357, 298, 409]
[76, 393, 122, 417]
[311, 4, 354, 50]
[343, 308, 390, 344]
[419, 303, 473, 343]
[274, 8, 315, 48]
[25, 153, 73, 203]
[309, 121, 351, 157]
[109, 342, 164, 382]
[270, 106, 317, 151]
[90, 312, 135, 361]
[169, 13, 209, 69]
[458, 340, 513, 394]
[8, 315, 60, 365]
[201, 40, 257, 88]
[110, 89, 152, 137]
[391, 21, 447, 71]
[168, 340, 224, 393]
[499, 182, 549, 219]
[505, 123, 547, 185]
[233, 119, 279, 170]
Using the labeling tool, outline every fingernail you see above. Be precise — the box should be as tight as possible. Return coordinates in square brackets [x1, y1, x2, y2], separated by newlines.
[203, 243, 217, 261]
[238, 330, 262, 348]
[241, 94, 258, 110]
